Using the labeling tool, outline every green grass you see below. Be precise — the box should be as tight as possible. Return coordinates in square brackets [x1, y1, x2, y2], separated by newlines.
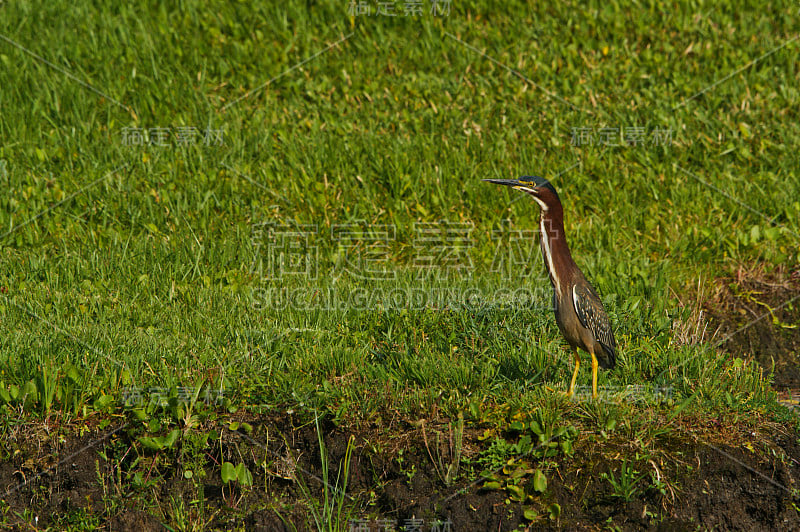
[0, 0, 798, 527]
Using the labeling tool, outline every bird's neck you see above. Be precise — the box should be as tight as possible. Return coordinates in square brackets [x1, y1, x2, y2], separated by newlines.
[538, 206, 576, 298]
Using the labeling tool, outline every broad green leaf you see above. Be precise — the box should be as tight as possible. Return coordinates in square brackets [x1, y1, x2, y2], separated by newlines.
[221, 462, 236, 484]
[533, 469, 547, 492]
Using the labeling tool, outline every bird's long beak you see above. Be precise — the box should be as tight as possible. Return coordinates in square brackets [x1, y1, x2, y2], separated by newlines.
[482, 178, 526, 187]
[482, 178, 541, 195]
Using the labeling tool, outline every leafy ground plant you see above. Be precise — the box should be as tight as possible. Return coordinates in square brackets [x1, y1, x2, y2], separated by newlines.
[601, 460, 648, 502]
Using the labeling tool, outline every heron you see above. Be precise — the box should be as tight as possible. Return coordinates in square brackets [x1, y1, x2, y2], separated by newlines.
[484, 176, 616, 399]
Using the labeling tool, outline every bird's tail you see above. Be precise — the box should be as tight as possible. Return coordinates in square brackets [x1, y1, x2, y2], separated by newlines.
[598, 343, 616, 370]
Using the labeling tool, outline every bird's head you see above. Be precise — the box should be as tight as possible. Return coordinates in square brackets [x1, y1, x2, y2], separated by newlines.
[483, 175, 561, 212]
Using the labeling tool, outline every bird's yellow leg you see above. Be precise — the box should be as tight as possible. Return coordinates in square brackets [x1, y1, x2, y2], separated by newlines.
[590, 348, 599, 400]
[567, 348, 580, 397]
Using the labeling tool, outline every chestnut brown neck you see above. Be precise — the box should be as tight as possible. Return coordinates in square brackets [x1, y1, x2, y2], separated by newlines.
[538, 201, 577, 298]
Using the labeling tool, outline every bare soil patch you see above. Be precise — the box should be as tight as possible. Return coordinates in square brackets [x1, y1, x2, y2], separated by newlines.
[1, 412, 799, 531]
[703, 265, 800, 391]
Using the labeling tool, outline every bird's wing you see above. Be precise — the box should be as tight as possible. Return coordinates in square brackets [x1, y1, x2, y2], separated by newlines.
[572, 283, 616, 364]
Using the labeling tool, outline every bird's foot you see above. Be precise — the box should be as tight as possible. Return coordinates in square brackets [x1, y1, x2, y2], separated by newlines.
[544, 385, 575, 400]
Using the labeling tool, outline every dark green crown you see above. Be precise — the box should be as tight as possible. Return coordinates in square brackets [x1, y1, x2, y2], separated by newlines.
[519, 175, 558, 198]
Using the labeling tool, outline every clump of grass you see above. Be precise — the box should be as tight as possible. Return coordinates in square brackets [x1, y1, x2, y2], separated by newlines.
[294, 415, 356, 532]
